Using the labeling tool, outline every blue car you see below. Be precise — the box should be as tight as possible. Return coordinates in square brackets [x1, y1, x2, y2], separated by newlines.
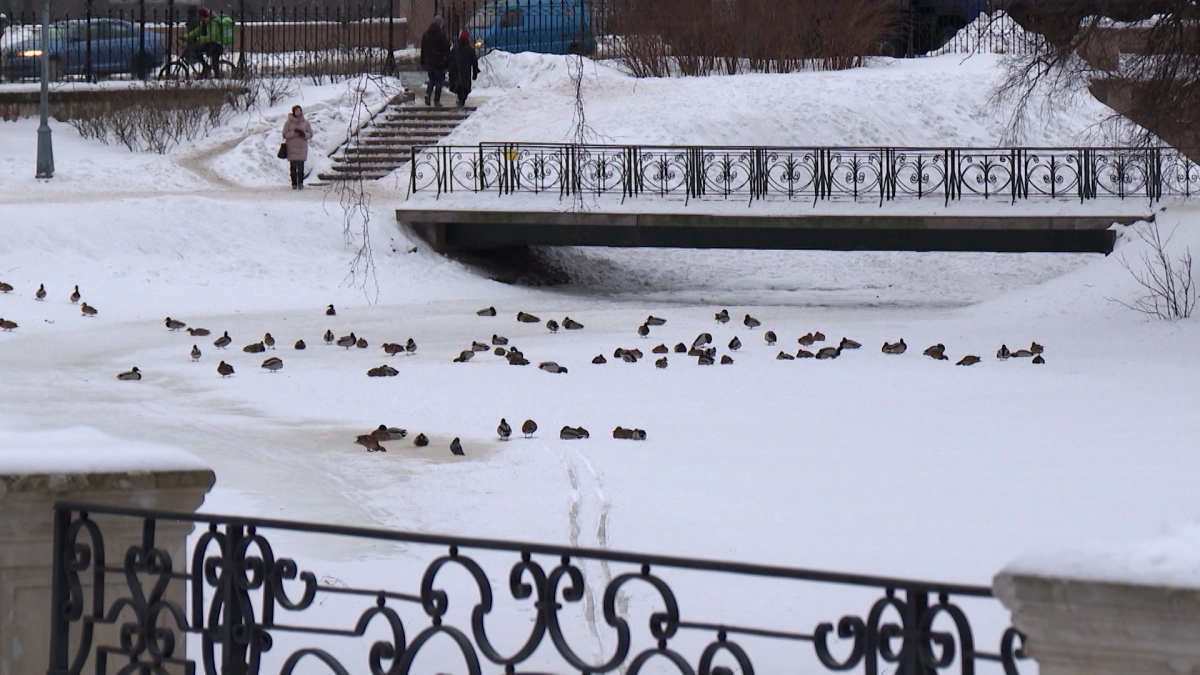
[467, 0, 595, 56]
[3, 19, 166, 81]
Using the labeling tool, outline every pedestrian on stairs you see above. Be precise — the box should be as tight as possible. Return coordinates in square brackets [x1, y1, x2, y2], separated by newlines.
[420, 15, 451, 107]
[448, 29, 479, 109]
[282, 105, 313, 190]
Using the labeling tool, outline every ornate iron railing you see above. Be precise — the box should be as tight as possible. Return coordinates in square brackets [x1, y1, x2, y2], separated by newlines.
[48, 501, 1028, 674]
[409, 143, 1199, 205]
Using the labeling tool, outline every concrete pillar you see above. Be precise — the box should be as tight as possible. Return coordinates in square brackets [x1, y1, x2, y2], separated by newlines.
[0, 446, 215, 675]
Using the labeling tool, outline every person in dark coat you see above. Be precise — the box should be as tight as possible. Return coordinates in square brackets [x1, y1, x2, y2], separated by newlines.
[419, 16, 451, 107]
[282, 105, 313, 189]
[448, 29, 480, 108]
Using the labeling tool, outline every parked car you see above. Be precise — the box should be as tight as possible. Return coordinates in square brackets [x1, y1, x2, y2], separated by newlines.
[2, 19, 165, 81]
[467, 0, 595, 56]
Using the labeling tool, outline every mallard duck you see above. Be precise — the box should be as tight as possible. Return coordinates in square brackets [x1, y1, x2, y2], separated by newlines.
[764, 331, 776, 345]
[213, 331, 232, 349]
[261, 357, 283, 373]
[923, 344, 946, 359]
[796, 349, 814, 358]
[996, 344, 1011, 359]
[190, 345, 201, 361]
[1011, 349, 1034, 358]
[217, 361, 234, 377]
[1030, 341, 1044, 354]
[80, 302, 98, 317]
[956, 355, 982, 366]
[165, 317, 186, 331]
[355, 434, 383, 452]
[674, 343, 687, 353]
[35, 284, 46, 301]
[522, 419, 537, 438]
[492, 334, 508, 346]
[720, 355, 734, 365]
[546, 319, 559, 333]
[294, 340, 306, 350]
[453, 350, 475, 363]
[538, 361, 568, 374]
[326, 304, 336, 316]
[839, 337, 861, 350]
[692, 333, 713, 349]
[367, 365, 399, 377]
[655, 357, 668, 369]
[798, 333, 815, 346]
[356, 337, 368, 349]
[414, 433, 429, 447]
[324, 329, 335, 345]
[517, 311, 540, 323]
[776, 351, 795, 360]
[263, 333, 275, 350]
[652, 344, 669, 354]
[373, 425, 407, 441]
[471, 341, 489, 352]
[383, 342, 403, 356]
[637, 324, 650, 338]
[697, 354, 715, 365]
[813, 331, 826, 342]
[1032, 355, 1046, 364]
[613, 426, 634, 439]
[187, 327, 211, 337]
[631, 429, 647, 441]
[494, 347, 507, 357]
[715, 309, 730, 324]
[117, 367, 141, 381]
[627, 349, 643, 359]
[728, 336, 742, 351]
[405, 338, 417, 355]
[560, 426, 588, 440]
[882, 339, 907, 355]
[743, 314, 761, 329]
[508, 354, 530, 366]
[0, 282, 12, 293]
[592, 354, 607, 364]
[815, 346, 841, 360]
[69, 285, 80, 303]
[0, 319, 17, 331]
[645, 315, 667, 326]
[243, 342, 266, 353]
[563, 317, 584, 330]
[336, 333, 356, 349]
[450, 438, 465, 456]
[477, 306, 497, 316]
[497, 419, 511, 441]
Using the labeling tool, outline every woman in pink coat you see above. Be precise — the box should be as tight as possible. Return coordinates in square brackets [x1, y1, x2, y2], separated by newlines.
[282, 105, 313, 189]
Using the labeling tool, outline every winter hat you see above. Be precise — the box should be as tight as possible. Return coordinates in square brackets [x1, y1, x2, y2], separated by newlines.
[432, 15, 443, 26]
[197, 7, 211, 18]
[460, 29, 470, 41]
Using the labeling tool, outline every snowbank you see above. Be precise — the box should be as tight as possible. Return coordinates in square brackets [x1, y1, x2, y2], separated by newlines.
[1004, 523, 1200, 589]
[0, 424, 209, 475]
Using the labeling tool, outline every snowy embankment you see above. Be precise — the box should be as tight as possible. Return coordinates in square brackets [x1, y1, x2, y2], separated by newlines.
[0, 49, 1198, 669]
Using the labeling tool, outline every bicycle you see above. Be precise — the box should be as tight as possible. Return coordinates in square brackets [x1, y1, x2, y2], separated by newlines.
[158, 43, 239, 80]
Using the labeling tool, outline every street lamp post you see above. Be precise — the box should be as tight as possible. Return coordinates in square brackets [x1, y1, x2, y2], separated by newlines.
[35, 0, 54, 179]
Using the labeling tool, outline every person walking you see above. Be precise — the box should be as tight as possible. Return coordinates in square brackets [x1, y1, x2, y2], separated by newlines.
[449, 29, 480, 109]
[420, 16, 451, 107]
[282, 105, 313, 190]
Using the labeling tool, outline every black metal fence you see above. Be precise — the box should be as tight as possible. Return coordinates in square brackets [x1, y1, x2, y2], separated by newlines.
[49, 501, 1028, 674]
[0, 5, 406, 82]
[410, 143, 1198, 205]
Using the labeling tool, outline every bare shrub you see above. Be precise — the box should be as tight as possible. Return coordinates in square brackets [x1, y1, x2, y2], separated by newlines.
[66, 83, 237, 154]
[1110, 222, 1196, 320]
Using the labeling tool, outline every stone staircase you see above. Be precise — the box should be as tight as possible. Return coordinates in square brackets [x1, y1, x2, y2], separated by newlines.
[319, 97, 477, 182]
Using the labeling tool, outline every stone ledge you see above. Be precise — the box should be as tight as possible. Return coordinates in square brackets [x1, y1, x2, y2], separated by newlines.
[0, 468, 216, 496]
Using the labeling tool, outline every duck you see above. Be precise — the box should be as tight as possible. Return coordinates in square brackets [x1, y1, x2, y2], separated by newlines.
[450, 438, 465, 456]
[324, 330, 335, 345]
[453, 350, 475, 363]
[187, 327, 211, 337]
[383, 342, 404, 356]
[80, 302, 98, 317]
[35, 284, 46, 301]
[367, 365, 399, 377]
[471, 341, 489, 352]
[627, 348, 643, 359]
[539, 361, 568, 374]
[190, 345, 201, 361]
[655, 357, 668, 369]
[477, 306, 497, 316]
[815, 346, 841, 360]
[497, 418, 512, 441]
[776, 351, 795, 360]
[613, 426, 634, 439]
[882, 339, 907, 355]
[674, 343, 687, 353]
[508, 354, 531, 366]
[263, 333, 276, 350]
[405, 338, 417, 355]
[213, 331, 232, 349]
[630, 429, 647, 441]
[796, 349, 814, 359]
[356, 337, 368, 349]
[743, 314, 761, 329]
[652, 344, 669, 354]
[522, 419, 538, 438]
[373, 425, 407, 441]
[117, 367, 141, 381]
[69, 285, 80, 303]
[692, 333, 713, 349]
[996, 344, 1011, 360]
[1032, 355, 1046, 364]
[637, 324, 650, 338]
[956, 355, 982, 366]
[764, 331, 776, 345]
[217, 361, 235, 377]
[243, 342, 266, 353]
[923, 343, 947, 359]
[414, 433, 430, 447]
[546, 319, 559, 333]
[355, 434, 384, 452]
[560, 426, 589, 440]
[492, 334, 509, 346]
[494, 347, 507, 357]
[336, 333, 357, 349]
[563, 317, 584, 330]
[165, 317, 186, 331]
[294, 340, 306, 350]
[0, 282, 12, 293]
[1011, 349, 1034, 358]
[720, 355, 734, 365]
[728, 336, 742, 351]
[715, 309, 730, 324]
[839, 337, 861, 350]
[592, 354, 607, 364]
[697, 354, 715, 365]
[645, 315, 667, 326]
[798, 333, 815, 346]
[813, 331, 826, 342]
[517, 311, 540, 323]
[1030, 341, 1045, 354]
[326, 304, 336, 316]
[0, 318, 17, 331]
[261, 357, 283, 373]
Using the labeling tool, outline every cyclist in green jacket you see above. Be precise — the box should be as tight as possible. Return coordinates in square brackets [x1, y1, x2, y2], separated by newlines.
[181, 7, 224, 78]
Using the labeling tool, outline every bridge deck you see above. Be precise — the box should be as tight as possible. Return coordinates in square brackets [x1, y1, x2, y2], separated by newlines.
[397, 209, 1144, 254]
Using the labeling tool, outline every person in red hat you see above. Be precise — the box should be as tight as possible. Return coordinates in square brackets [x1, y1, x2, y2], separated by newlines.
[448, 28, 479, 108]
[181, 7, 225, 78]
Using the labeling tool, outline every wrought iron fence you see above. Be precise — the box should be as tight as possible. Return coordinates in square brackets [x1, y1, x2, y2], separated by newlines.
[48, 501, 1029, 674]
[410, 143, 1198, 205]
[0, 5, 406, 83]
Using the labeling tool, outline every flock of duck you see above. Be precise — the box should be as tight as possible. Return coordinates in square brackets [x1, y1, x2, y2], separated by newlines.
[0, 282, 98, 331]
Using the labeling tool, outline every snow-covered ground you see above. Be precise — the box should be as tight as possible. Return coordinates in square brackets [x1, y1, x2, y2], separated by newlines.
[2, 51, 1199, 671]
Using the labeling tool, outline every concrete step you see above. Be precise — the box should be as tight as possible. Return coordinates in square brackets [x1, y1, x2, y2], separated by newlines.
[384, 109, 474, 119]
[330, 161, 406, 171]
[398, 105, 477, 113]
[357, 136, 443, 144]
[318, 171, 393, 181]
[372, 121, 461, 130]
[362, 129, 452, 138]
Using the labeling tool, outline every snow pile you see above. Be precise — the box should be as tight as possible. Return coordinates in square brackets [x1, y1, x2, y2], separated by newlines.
[934, 11, 1041, 57]
[1005, 523, 1200, 589]
[0, 423, 209, 475]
